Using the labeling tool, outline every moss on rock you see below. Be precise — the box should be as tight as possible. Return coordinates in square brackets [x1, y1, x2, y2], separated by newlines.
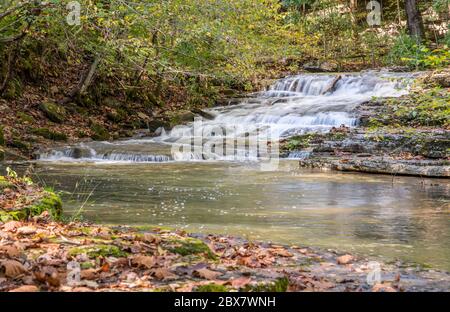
[0, 191, 63, 222]
[90, 123, 110, 141]
[28, 191, 63, 220]
[17, 112, 35, 123]
[1, 175, 63, 222]
[168, 237, 216, 259]
[32, 128, 68, 141]
[9, 138, 30, 152]
[39, 102, 67, 123]
[284, 134, 315, 151]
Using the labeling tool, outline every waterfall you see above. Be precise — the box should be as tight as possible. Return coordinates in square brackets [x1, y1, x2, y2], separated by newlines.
[38, 71, 414, 163]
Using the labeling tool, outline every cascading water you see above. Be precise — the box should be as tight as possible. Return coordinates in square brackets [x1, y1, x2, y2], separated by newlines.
[38, 71, 414, 163]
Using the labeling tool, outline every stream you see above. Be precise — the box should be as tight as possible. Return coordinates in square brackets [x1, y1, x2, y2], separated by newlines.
[12, 71, 450, 271]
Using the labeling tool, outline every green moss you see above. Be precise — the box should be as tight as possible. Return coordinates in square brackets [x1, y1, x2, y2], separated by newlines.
[0, 209, 28, 222]
[17, 112, 35, 123]
[80, 262, 95, 269]
[285, 134, 315, 151]
[39, 102, 66, 123]
[9, 138, 30, 151]
[27, 191, 63, 220]
[368, 88, 450, 129]
[168, 237, 216, 260]
[68, 244, 127, 258]
[244, 277, 289, 292]
[196, 283, 228, 292]
[90, 123, 110, 141]
[32, 128, 67, 141]
[327, 132, 347, 141]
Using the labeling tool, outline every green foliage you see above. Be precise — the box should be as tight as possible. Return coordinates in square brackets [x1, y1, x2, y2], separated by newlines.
[369, 87, 450, 128]
[432, 0, 450, 13]
[285, 134, 314, 151]
[28, 191, 63, 220]
[0, 173, 63, 221]
[388, 33, 450, 69]
[6, 167, 18, 178]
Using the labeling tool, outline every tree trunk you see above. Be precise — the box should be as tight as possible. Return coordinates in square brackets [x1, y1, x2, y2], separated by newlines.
[60, 55, 101, 104]
[404, 0, 425, 42]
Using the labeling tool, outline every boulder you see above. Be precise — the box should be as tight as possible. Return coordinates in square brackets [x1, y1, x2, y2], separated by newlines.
[39, 102, 66, 123]
[148, 120, 170, 133]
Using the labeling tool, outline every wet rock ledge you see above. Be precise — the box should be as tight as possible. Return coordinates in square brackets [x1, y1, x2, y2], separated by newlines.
[282, 126, 449, 178]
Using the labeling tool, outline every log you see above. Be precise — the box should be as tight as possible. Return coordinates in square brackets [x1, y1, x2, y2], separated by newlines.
[322, 75, 342, 95]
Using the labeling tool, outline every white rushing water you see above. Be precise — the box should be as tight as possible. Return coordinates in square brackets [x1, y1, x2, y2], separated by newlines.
[38, 71, 414, 163]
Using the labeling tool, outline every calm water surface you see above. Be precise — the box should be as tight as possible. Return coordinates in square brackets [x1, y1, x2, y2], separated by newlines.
[17, 160, 450, 271]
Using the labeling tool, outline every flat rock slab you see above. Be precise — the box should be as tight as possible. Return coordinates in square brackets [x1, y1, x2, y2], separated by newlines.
[329, 157, 449, 178]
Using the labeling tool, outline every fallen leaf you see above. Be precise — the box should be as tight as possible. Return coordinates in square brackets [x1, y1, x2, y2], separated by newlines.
[47, 272, 61, 288]
[9, 285, 39, 292]
[270, 248, 293, 257]
[237, 256, 261, 268]
[17, 226, 37, 235]
[81, 269, 97, 280]
[311, 280, 335, 290]
[101, 262, 110, 272]
[152, 268, 177, 281]
[3, 221, 22, 232]
[337, 254, 354, 265]
[229, 276, 251, 288]
[0, 245, 21, 258]
[372, 283, 397, 292]
[142, 233, 161, 244]
[193, 268, 222, 280]
[1, 260, 27, 277]
[132, 255, 156, 269]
